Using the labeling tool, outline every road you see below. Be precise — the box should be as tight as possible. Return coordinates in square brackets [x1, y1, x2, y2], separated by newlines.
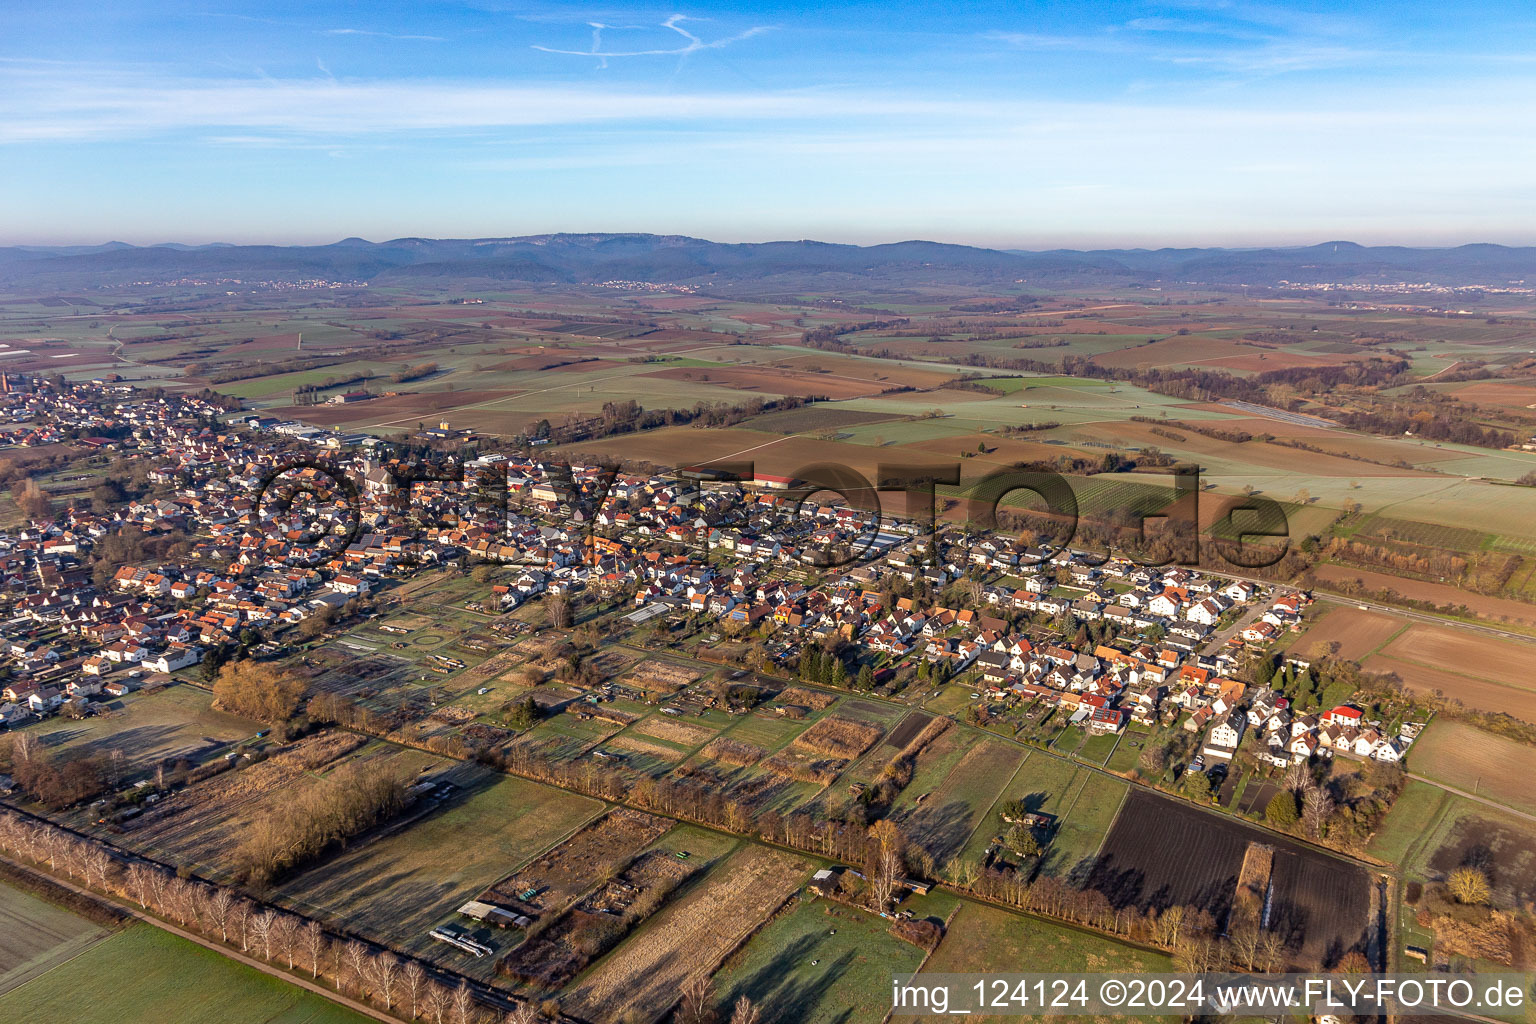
[1200, 599, 1267, 656]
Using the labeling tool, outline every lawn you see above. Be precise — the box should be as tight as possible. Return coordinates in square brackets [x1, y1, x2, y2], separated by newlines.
[3, 924, 374, 1024]
[273, 766, 605, 978]
[713, 894, 928, 1024]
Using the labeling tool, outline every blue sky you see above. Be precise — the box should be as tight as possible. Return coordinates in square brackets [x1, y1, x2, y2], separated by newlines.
[4, 1, 1535, 247]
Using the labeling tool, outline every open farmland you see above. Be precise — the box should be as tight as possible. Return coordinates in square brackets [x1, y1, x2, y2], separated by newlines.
[913, 902, 1176, 1024]
[1407, 720, 1536, 817]
[1417, 798, 1536, 907]
[713, 893, 930, 1024]
[1089, 791, 1374, 969]
[2, 923, 374, 1024]
[0, 883, 112, 995]
[1286, 605, 1404, 661]
[273, 766, 606, 977]
[562, 844, 811, 1023]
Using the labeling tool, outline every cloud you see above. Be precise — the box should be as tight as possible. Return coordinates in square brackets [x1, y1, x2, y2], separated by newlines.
[322, 28, 446, 42]
[532, 14, 772, 66]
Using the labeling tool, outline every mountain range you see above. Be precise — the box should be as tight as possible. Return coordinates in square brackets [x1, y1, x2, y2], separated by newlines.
[2, 234, 1533, 293]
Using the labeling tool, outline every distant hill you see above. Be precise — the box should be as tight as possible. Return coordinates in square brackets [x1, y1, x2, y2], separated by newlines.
[2, 233, 1533, 292]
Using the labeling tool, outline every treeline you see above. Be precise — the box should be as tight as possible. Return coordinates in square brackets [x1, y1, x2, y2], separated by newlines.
[1331, 407, 1517, 449]
[0, 809, 534, 1023]
[391, 362, 438, 384]
[800, 318, 908, 350]
[0, 735, 109, 810]
[232, 761, 412, 885]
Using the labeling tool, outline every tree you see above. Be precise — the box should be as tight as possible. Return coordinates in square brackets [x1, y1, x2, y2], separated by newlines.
[868, 819, 906, 912]
[371, 955, 402, 1012]
[404, 960, 428, 1019]
[212, 661, 306, 724]
[728, 996, 762, 1024]
[304, 919, 327, 979]
[1138, 742, 1169, 778]
[1265, 792, 1300, 829]
[546, 592, 572, 630]
[1185, 772, 1213, 802]
[676, 974, 717, 1024]
[1301, 785, 1333, 838]
[1448, 866, 1491, 905]
[1003, 824, 1041, 859]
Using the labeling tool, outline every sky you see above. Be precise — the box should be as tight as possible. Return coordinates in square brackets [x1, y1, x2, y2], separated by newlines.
[4, 1, 1536, 248]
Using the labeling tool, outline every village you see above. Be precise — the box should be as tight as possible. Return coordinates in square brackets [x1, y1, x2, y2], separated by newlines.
[0, 374, 1422, 786]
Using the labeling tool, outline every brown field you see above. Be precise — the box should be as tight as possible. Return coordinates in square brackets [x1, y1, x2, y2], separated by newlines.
[775, 687, 836, 711]
[1384, 623, 1536, 681]
[633, 716, 718, 747]
[608, 734, 689, 761]
[1072, 420, 1433, 478]
[1444, 377, 1536, 414]
[625, 660, 700, 690]
[1409, 720, 1536, 817]
[275, 389, 513, 425]
[793, 715, 883, 758]
[762, 749, 847, 785]
[562, 844, 810, 1023]
[1311, 565, 1536, 628]
[700, 737, 766, 766]
[1363, 655, 1536, 721]
[480, 808, 672, 919]
[1090, 335, 1371, 372]
[1288, 606, 1403, 661]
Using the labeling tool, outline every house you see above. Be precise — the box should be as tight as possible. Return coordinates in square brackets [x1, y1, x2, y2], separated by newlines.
[1325, 705, 1363, 728]
[143, 645, 202, 673]
[1209, 710, 1247, 749]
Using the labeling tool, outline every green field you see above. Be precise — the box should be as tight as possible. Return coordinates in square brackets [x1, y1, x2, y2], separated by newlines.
[1366, 778, 1450, 866]
[3, 924, 374, 1024]
[713, 893, 930, 1024]
[0, 883, 111, 995]
[273, 767, 605, 978]
[913, 902, 1175, 1023]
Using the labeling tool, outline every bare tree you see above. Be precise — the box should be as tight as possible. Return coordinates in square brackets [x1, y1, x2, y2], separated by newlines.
[303, 920, 327, 979]
[206, 888, 236, 942]
[677, 974, 716, 1024]
[451, 981, 478, 1024]
[84, 846, 115, 890]
[272, 913, 301, 970]
[424, 983, 453, 1024]
[1301, 785, 1333, 839]
[251, 910, 276, 961]
[232, 899, 254, 953]
[503, 1005, 541, 1024]
[371, 954, 403, 1012]
[127, 863, 155, 908]
[403, 959, 428, 1019]
[342, 941, 373, 998]
[728, 996, 762, 1024]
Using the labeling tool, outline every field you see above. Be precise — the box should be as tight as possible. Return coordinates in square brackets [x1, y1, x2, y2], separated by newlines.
[1287, 605, 1404, 661]
[0, 882, 112, 995]
[1089, 790, 1373, 969]
[1415, 798, 1536, 907]
[273, 766, 606, 977]
[561, 843, 812, 1023]
[1366, 778, 1450, 867]
[1312, 566, 1536, 629]
[713, 893, 930, 1024]
[23, 683, 263, 780]
[888, 731, 1026, 867]
[2, 923, 374, 1024]
[1406, 719, 1536, 817]
[912, 902, 1176, 1023]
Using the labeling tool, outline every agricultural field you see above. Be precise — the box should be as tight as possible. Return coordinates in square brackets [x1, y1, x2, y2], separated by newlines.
[912, 902, 1176, 1024]
[712, 893, 931, 1024]
[1412, 797, 1536, 907]
[3, 923, 374, 1024]
[0, 882, 112, 995]
[272, 766, 606, 977]
[1089, 791, 1373, 969]
[1286, 605, 1404, 662]
[1406, 720, 1536, 817]
[561, 843, 812, 1024]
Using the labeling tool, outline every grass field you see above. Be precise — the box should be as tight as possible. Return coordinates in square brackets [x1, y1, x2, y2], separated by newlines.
[273, 766, 605, 976]
[1365, 778, 1451, 867]
[912, 902, 1175, 1023]
[23, 683, 262, 780]
[0, 883, 111, 995]
[3, 924, 374, 1024]
[1407, 720, 1536, 817]
[713, 894, 929, 1024]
